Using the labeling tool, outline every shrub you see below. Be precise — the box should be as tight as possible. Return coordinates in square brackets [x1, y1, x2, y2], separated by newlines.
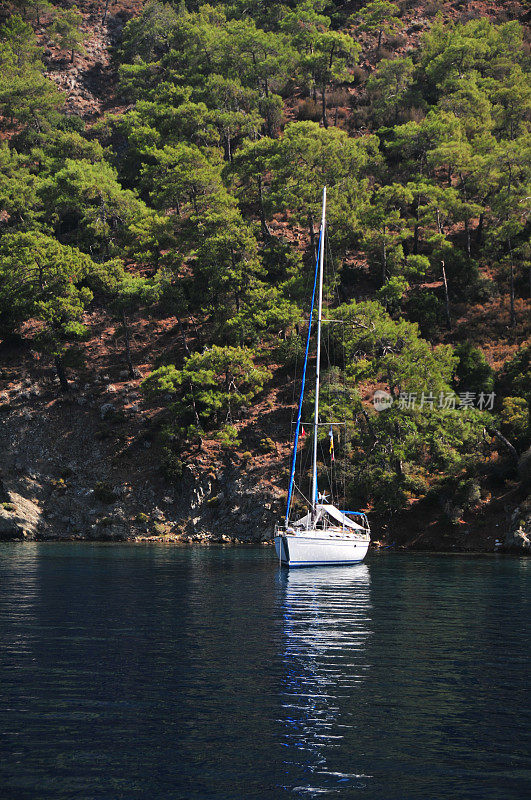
[160, 448, 184, 482]
[259, 437, 276, 453]
[216, 424, 241, 448]
[274, 333, 305, 370]
[376, 276, 409, 313]
[349, 105, 371, 130]
[387, 34, 407, 49]
[351, 65, 368, 85]
[296, 99, 321, 122]
[454, 341, 494, 395]
[404, 474, 429, 496]
[93, 482, 116, 503]
[406, 289, 444, 334]
[501, 397, 529, 449]
[328, 89, 350, 108]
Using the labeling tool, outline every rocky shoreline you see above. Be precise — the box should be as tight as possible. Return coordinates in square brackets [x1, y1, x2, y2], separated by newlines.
[1, 475, 529, 554]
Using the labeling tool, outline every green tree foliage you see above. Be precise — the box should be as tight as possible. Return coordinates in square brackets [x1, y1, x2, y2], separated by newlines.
[0, 232, 95, 389]
[0, 144, 41, 230]
[142, 345, 271, 431]
[324, 301, 489, 512]
[359, 183, 413, 284]
[353, 0, 403, 52]
[0, 15, 62, 130]
[366, 57, 415, 125]
[0, 3, 528, 516]
[41, 159, 168, 263]
[454, 341, 494, 394]
[90, 259, 165, 378]
[49, 5, 86, 64]
[13, 0, 54, 26]
[282, 1, 360, 127]
[268, 121, 380, 255]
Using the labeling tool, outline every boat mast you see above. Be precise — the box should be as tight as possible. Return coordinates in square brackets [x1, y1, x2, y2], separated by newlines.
[312, 187, 326, 514]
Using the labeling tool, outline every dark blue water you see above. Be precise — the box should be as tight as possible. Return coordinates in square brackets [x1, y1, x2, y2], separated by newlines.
[0, 545, 529, 799]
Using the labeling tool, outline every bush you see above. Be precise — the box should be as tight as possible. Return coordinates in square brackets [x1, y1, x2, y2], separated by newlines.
[387, 34, 407, 49]
[216, 424, 241, 448]
[351, 65, 368, 86]
[274, 333, 305, 370]
[501, 397, 529, 449]
[454, 341, 494, 394]
[349, 105, 371, 130]
[404, 473, 429, 496]
[328, 89, 350, 108]
[93, 482, 116, 503]
[406, 289, 444, 334]
[160, 447, 184, 482]
[296, 99, 321, 122]
[376, 276, 409, 313]
[259, 437, 276, 453]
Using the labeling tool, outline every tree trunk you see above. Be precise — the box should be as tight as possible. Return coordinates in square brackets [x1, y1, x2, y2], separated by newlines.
[510, 262, 515, 327]
[381, 232, 387, 285]
[122, 310, 135, 379]
[321, 83, 328, 128]
[475, 212, 484, 247]
[361, 408, 377, 442]
[441, 260, 451, 330]
[465, 217, 471, 256]
[378, 29, 383, 51]
[308, 212, 317, 261]
[258, 176, 272, 239]
[508, 236, 516, 328]
[71, 48, 75, 64]
[54, 355, 69, 393]
[102, 0, 110, 24]
[488, 427, 519, 465]
[176, 316, 200, 428]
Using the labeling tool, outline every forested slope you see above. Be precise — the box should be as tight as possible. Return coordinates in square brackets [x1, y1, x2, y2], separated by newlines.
[0, 0, 529, 550]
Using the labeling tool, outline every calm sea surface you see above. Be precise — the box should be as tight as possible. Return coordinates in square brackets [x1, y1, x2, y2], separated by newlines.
[0, 544, 529, 800]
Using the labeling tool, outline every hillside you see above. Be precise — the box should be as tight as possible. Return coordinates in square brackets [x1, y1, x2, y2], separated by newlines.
[0, 0, 529, 551]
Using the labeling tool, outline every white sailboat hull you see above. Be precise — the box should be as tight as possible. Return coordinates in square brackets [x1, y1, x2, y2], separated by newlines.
[275, 532, 369, 567]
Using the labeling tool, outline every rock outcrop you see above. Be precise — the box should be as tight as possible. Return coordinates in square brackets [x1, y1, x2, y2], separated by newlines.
[504, 500, 531, 553]
[0, 491, 43, 540]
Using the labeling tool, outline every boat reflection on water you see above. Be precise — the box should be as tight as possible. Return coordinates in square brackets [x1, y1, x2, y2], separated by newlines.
[276, 564, 373, 796]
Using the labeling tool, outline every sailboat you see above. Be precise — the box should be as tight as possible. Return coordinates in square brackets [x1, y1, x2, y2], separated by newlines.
[274, 187, 371, 566]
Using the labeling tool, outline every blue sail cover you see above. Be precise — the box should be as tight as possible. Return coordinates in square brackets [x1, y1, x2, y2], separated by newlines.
[285, 228, 322, 525]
